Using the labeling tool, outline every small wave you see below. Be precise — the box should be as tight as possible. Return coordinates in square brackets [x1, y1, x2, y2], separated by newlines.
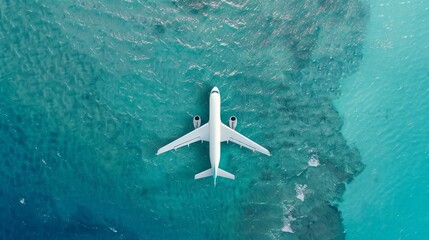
[295, 184, 307, 202]
[281, 204, 296, 233]
[308, 155, 320, 167]
[281, 224, 293, 233]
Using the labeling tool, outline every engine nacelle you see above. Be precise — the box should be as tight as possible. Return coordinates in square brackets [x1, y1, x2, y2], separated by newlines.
[193, 115, 201, 129]
[229, 116, 237, 130]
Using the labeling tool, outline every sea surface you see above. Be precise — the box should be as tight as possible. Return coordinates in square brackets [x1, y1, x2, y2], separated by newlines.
[0, 0, 426, 240]
[337, 0, 429, 239]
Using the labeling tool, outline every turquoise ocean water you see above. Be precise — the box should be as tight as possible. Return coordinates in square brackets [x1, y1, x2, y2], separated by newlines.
[337, 0, 429, 239]
[0, 0, 426, 240]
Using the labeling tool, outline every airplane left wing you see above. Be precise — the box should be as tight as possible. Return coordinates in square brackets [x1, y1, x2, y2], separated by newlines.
[157, 123, 209, 155]
[221, 123, 271, 156]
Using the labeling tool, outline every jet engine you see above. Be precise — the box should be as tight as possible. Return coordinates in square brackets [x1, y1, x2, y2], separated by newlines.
[193, 115, 201, 129]
[229, 116, 237, 130]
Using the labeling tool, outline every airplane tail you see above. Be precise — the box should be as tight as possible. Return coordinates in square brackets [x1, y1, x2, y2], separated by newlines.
[194, 168, 235, 180]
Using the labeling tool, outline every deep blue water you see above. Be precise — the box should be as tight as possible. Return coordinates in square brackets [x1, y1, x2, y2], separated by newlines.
[0, 0, 426, 240]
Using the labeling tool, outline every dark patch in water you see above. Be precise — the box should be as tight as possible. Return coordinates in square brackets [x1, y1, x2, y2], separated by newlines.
[154, 24, 166, 34]
[174, 0, 210, 14]
[292, 203, 345, 239]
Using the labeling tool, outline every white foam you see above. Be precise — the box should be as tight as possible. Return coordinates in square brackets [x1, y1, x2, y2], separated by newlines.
[295, 184, 307, 202]
[281, 212, 296, 233]
[221, 0, 249, 9]
[281, 224, 294, 233]
[308, 155, 320, 167]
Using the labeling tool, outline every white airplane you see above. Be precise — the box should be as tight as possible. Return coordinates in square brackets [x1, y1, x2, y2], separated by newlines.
[156, 87, 271, 186]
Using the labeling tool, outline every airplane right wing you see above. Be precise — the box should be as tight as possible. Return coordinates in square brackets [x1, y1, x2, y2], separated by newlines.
[157, 123, 209, 155]
[220, 123, 271, 156]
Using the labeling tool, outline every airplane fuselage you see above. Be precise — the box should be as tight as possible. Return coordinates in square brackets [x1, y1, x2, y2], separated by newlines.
[209, 88, 221, 184]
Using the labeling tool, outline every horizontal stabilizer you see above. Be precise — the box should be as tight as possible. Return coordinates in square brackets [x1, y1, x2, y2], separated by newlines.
[195, 168, 213, 179]
[218, 168, 235, 180]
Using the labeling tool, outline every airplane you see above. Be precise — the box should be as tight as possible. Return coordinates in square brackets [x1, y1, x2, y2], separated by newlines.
[156, 87, 271, 186]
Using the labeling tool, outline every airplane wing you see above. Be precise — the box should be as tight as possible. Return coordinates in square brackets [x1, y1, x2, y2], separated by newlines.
[157, 123, 210, 155]
[220, 123, 271, 156]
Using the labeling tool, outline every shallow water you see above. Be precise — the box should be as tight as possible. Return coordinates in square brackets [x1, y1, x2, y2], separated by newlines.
[337, 0, 429, 239]
[1, 0, 371, 239]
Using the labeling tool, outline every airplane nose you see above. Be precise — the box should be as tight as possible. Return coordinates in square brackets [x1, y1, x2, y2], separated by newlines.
[211, 87, 219, 94]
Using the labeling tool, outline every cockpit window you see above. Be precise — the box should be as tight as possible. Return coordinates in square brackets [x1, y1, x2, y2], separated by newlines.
[211, 90, 219, 94]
